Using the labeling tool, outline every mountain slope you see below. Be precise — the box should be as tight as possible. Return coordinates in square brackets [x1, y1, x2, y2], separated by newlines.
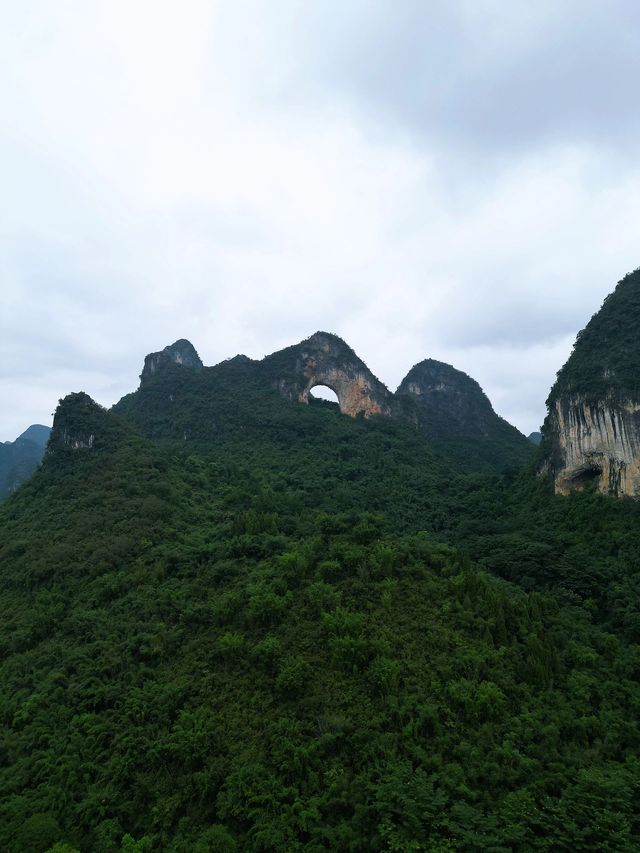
[2, 353, 640, 850]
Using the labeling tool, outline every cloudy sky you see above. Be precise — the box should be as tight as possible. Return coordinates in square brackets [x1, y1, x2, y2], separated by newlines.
[2, 1, 640, 440]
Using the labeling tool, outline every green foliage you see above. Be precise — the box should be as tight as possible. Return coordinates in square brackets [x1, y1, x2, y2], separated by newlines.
[2, 352, 640, 850]
[120, 834, 153, 852]
[548, 268, 640, 403]
[15, 813, 61, 853]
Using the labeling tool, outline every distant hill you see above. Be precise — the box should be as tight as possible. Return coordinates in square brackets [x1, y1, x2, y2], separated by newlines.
[0, 424, 51, 501]
[17, 424, 51, 448]
[528, 431, 542, 445]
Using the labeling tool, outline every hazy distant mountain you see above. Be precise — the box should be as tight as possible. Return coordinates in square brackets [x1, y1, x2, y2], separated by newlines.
[0, 424, 51, 500]
[16, 423, 51, 448]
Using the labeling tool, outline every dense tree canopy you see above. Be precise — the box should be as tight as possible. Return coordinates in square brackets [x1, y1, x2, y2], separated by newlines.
[546, 268, 640, 404]
[2, 366, 640, 851]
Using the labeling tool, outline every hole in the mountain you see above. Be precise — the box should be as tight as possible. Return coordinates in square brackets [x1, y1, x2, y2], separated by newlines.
[309, 385, 340, 408]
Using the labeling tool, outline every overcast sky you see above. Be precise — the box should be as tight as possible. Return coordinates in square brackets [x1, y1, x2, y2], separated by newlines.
[2, 1, 640, 440]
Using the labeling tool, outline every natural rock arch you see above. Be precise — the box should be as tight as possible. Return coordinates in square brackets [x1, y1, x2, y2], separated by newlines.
[264, 332, 395, 419]
[307, 383, 341, 405]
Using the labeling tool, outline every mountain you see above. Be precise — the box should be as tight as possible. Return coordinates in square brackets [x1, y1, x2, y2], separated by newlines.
[541, 269, 640, 497]
[18, 424, 51, 448]
[397, 359, 533, 471]
[528, 432, 542, 446]
[141, 338, 204, 382]
[3, 332, 640, 850]
[117, 334, 529, 472]
[0, 423, 51, 501]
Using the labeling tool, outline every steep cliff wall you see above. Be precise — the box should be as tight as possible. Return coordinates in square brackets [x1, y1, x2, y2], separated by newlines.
[544, 395, 640, 497]
[542, 269, 640, 497]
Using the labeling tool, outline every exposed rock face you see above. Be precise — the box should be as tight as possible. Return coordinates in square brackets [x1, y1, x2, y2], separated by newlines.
[543, 396, 640, 497]
[263, 332, 395, 418]
[397, 359, 532, 470]
[541, 269, 640, 497]
[141, 339, 203, 384]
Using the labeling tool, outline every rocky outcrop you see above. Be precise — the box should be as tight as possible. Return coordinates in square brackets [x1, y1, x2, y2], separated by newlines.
[262, 332, 395, 418]
[141, 339, 203, 384]
[541, 269, 640, 497]
[543, 396, 640, 497]
[397, 359, 533, 470]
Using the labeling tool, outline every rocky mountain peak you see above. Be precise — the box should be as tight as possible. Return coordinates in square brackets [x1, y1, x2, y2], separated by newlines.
[398, 360, 495, 427]
[262, 331, 395, 418]
[140, 339, 203, 384]
[50, 392, 103, 450]
[397, 359, 532, 470]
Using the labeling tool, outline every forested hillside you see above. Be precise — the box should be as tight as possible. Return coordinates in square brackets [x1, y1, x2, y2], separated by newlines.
[2, 362, 640, 851]
[546, 268, 640, 404]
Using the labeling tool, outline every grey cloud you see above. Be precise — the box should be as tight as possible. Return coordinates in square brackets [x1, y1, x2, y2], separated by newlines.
[260, 1, 640, 154]
[432, 283, 608, 350]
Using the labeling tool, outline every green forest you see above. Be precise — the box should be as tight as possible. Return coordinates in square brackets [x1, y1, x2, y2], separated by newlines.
[546, 268, 640, 404]
[2, 352, 640, 852]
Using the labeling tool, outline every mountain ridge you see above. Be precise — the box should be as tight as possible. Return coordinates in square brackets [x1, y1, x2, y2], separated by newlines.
[115, 332, 532, 472]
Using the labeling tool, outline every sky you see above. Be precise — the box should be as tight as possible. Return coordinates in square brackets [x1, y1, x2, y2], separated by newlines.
[2, 0, 640, 440]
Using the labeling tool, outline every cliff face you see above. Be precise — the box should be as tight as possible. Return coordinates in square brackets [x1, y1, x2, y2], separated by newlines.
[544, 396, 640, 497]
[262, 331, 395, 419]
[397, 359, 533, 470]
[542, 269, 640, 497]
